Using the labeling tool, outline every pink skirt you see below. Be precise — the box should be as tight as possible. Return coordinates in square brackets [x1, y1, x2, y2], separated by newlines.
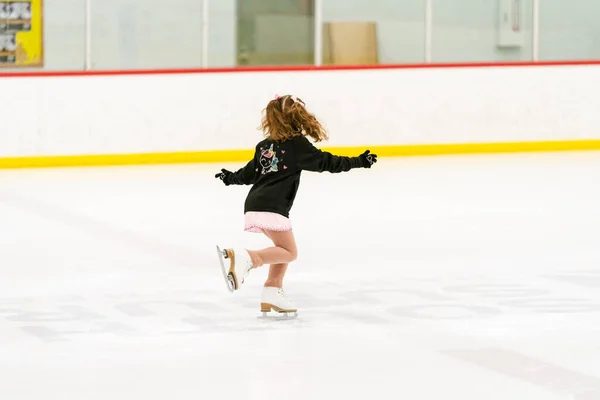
[244, 211, 292, 233]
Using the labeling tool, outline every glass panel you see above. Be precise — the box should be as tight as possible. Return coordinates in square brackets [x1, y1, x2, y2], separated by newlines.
[91, 0, 204, 70]
[322, 0, 425, 65]
[432, 0, 533, 63]
[539, 0, 600, 61]
[207, 0, 236, 67]
[236, 0, 314, 66]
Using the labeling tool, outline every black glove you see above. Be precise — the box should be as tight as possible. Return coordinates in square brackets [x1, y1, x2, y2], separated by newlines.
[215, 168, 233, 185]
[359, 150, 377, 168]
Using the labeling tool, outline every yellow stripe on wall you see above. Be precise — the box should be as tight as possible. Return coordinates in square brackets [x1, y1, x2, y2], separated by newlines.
[1, 140, 600, 169]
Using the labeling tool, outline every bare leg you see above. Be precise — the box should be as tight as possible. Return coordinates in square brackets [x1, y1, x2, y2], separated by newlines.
[246, 229, 297, 288]
[247, 229, 297, 267]
[257, 230, 298, 314]
[264, 263, 288, 288]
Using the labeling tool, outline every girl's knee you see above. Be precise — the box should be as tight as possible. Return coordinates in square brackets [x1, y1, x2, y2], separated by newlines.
[288, 247, 298, 262]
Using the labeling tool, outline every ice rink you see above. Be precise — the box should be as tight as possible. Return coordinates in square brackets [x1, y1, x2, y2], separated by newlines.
[1, 151, 600, 400]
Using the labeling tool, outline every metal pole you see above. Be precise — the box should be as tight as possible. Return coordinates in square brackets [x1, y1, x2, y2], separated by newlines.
[202, 0, 209, 68]
[314, 0, 323, 66]
[85, 0, 92, 70]
[425, 0, 432, 63]
[532, 0, 540, 61]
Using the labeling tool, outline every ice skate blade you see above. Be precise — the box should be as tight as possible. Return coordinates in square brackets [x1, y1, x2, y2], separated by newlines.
[226, 274, 236, 291]
[258, 311, 298, 321]
[216, 245, 234, 293]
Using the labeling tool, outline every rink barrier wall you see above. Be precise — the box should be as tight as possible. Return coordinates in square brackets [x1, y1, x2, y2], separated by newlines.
[2, 61, 600, 169]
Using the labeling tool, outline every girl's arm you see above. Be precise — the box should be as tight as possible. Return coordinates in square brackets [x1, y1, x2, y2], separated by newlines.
[225, 158, 257, 185]
[216, 145, 259, 185]
[294, 135, 363, 173]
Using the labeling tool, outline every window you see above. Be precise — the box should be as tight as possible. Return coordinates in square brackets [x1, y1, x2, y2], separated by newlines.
[236, 0, 315, 66]
[322, 0, 426, 64]
[432, 0, 534, 62]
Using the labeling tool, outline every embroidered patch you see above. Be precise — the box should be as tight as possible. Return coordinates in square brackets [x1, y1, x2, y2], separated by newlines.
[259, 144, 280, 175]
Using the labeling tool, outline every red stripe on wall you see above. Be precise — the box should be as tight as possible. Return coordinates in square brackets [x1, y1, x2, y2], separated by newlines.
[2, 60, 600, 78]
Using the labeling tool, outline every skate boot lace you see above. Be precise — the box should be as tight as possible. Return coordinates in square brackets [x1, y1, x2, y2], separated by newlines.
[242, 266, 251, 281]
[242, 258, 253, 279]
[277, 288, 289, 300]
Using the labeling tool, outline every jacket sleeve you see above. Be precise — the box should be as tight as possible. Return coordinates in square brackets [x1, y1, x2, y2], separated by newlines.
[295, 135, 362, 173]
[227, 159, 257, 185]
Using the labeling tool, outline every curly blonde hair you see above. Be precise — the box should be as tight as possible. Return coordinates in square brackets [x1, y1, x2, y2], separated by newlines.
[259, 95, 328, 142]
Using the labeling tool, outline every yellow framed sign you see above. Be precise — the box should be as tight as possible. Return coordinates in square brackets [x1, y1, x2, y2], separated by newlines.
[0, 0, 43, 67]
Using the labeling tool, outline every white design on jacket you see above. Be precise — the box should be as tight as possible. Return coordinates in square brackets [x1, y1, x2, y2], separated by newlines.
[259, 144, 279, 175]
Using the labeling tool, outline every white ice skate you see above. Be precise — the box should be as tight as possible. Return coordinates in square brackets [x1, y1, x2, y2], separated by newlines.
[216, 246, 253, 293]
[259, 287, 298, 320]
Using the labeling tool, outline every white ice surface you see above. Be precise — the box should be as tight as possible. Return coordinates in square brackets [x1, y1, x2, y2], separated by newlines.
[1, 152, 600, 400]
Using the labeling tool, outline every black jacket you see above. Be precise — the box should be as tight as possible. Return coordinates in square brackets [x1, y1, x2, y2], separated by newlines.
[223, 135, 365, 218]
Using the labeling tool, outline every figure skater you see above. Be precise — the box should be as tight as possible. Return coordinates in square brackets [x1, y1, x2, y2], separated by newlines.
[215, 95, 377, 316]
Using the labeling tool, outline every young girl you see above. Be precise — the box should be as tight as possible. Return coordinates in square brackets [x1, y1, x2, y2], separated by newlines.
[215, 95, 377, 315]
